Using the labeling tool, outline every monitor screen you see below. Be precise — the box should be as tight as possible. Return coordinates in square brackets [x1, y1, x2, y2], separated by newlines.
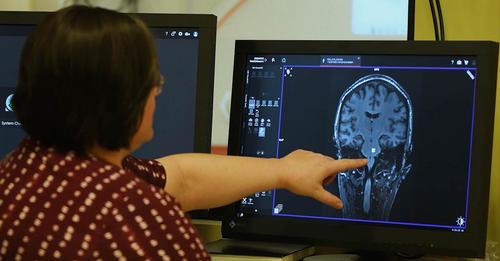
[0, 12, 215, 159]
[224, 41, 498, 258]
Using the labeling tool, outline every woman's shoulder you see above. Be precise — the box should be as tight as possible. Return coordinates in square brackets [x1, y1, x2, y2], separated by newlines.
[122, 155, 167, 189]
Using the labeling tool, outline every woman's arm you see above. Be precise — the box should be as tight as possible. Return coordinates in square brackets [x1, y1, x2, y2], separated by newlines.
[157, 149, 367, 212]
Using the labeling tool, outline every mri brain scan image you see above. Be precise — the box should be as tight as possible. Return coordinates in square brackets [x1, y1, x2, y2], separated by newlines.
[333, 74, 413, 220]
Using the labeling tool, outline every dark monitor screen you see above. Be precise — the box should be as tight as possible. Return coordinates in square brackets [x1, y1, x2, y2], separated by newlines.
[224, 41, 498, 258]
[0, 12, 215, 159]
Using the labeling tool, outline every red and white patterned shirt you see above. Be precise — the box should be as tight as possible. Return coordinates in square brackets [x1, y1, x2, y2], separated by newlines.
[0, 137, 210, 260]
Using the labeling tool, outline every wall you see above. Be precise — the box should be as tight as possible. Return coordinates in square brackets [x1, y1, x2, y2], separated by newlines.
[415, 0, 500, 242]
[0, 0, 30, 10]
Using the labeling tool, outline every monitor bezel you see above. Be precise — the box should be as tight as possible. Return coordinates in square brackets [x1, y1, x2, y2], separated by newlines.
[224, 40, 498, 258]
[0, 11, 216, 155]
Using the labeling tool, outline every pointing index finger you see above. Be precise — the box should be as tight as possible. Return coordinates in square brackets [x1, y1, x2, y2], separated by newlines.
[329, 158, 367, 173]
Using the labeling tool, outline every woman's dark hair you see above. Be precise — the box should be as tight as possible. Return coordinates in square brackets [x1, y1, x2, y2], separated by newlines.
[13, 5, 159, 153]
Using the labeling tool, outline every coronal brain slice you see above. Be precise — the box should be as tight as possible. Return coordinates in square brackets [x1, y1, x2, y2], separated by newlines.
[338, 77, 409, 159]
[334, 74, 413, 220]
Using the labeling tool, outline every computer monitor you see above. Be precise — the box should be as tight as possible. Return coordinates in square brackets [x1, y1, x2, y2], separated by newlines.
[0, 11, 215, 159]
[223, 41, 498, 258]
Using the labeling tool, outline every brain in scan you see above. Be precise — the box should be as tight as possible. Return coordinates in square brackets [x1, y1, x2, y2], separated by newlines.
[333, 74, 413, 220]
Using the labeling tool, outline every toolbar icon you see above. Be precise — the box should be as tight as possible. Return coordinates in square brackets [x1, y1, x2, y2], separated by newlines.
[5, 94, 14, 112]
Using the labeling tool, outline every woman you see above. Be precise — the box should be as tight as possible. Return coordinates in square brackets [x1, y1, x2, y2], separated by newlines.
[0, 5, 366, 260]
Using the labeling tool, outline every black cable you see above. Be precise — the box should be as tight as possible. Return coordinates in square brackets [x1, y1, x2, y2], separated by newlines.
[435, 0, 445, 40]
[428, 0, 440, 40]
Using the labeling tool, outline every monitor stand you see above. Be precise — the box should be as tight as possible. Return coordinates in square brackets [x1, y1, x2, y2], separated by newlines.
[206, 238, 315, 260]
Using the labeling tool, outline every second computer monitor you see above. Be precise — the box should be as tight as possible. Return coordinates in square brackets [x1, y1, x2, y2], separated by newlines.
[0, 11, 215, 159]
